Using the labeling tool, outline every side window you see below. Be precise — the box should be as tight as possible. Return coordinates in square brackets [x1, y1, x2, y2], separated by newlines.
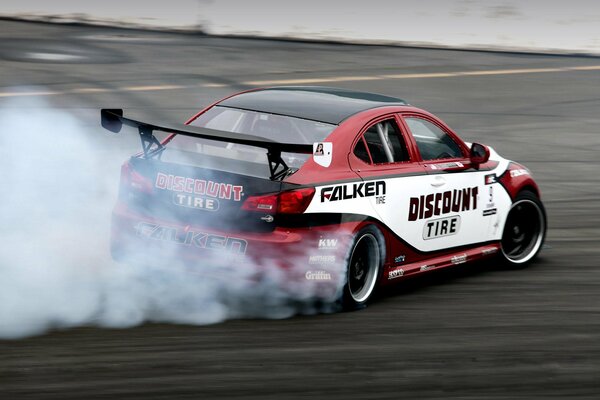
[405, 117, 463, 161]
[353, 119, 409, 164]
[354, 137, 371, 163]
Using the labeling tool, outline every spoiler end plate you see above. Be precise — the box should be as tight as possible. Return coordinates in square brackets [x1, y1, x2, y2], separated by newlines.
[101, 109, 124, 133]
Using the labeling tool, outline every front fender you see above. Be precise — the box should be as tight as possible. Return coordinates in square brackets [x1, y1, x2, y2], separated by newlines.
[498, 162, 541, 200]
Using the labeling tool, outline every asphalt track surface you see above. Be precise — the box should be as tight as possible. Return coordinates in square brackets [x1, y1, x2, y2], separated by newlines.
[1, 20, 600, 399]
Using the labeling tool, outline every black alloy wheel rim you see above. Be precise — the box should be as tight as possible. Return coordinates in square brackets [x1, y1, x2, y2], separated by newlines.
[348, 233, 379, 303]
[501, 200, 544, 263]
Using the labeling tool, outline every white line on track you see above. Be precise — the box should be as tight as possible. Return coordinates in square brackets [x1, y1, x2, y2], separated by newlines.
[120, 84, 185, 91]
[1, 65, 599, 98]
[245, 65, 600, 85]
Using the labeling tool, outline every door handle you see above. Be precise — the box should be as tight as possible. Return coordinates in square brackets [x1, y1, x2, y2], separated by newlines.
[430, 176, 446, 187]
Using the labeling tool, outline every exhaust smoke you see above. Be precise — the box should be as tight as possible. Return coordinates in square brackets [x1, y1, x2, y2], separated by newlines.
[0, 96, 345, 339]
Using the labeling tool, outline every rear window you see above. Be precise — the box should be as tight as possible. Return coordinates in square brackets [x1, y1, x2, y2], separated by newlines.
[161, 106, 336, 176]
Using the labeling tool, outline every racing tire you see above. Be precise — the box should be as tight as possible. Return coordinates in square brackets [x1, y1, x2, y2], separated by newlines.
[342, 225, 385, 310]
[500, 190, 546, 267]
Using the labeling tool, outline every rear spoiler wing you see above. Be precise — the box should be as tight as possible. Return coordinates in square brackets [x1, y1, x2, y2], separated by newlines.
[101, 109, 313, 181]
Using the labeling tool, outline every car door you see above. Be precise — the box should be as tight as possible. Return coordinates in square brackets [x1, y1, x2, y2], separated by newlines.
[348, 115, 430, 250]
[397, 112, 492, 251]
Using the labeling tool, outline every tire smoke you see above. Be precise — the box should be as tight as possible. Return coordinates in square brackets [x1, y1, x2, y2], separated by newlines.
[0, 97, 345, 339]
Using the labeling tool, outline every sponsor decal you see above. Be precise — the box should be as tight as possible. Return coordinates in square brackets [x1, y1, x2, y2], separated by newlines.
[488, 186, 494, 202]
[482, 247, 498, 255]
[492, 220, 500, 235]
[420, 265, 432, 272]
[136, 222, 247, 255]
[173, 193, 219, 211]
[394, 255, 406, 264]
[388, 268, 405, 280]
[314, 143, 324, 156]
[485, 186, 495, 211]
[423, 215, 460, 240]
[408, 186, 478, 221]
[484, 173, 496, 185]
[321, 180, 386, 202]
[483, 208, 497, 216]
[481, 247, 498, 256]
[305, 270, 332, 280]
[318, 238, 338, 250]
[309, 255, 336, 265]
[313, 142, 333, 168]
[510, 169, 529, 178]
[155, 173, 244, 201]
[451, 253, 467, 265]
[429, 161, 464, 170]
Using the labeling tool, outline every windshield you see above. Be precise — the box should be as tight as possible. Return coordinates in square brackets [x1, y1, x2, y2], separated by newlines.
[160, 106, 336, 176]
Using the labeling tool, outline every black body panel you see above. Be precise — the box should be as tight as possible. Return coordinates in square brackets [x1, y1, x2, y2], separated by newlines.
[124, 158, 291, 233]
[219, 87, 407, 124]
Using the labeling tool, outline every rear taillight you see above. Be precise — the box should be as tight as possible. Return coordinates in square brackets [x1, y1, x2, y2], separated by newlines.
[242, 187, 315, 214]
[120, 162, 153, 194]
[278, 188, 315, 213]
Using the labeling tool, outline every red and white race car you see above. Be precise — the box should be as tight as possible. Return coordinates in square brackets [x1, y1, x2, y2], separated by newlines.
[102, 86, 546, 308]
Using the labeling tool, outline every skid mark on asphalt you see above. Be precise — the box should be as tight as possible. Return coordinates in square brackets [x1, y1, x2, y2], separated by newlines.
[1, 65, 600, 98]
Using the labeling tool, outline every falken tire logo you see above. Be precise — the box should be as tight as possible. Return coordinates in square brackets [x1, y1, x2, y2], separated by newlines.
[321, 181, 386, 202]
[136, 222, 248, 255]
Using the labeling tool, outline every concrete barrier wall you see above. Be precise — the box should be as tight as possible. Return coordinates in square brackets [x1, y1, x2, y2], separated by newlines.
[2, 0, 600, 55]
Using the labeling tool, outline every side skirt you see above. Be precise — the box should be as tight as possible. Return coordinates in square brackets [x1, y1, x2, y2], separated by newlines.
[382, 242, 501, 285]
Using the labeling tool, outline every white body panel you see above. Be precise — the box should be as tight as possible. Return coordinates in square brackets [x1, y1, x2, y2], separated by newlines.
[305, 148, 512, 252]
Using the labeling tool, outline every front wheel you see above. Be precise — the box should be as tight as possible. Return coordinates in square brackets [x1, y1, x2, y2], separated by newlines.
[500, 190, 547, 267]
[342, 226, 385, 309]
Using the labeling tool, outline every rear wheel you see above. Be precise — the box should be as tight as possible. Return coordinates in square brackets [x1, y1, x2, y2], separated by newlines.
[342, 226, 384, 309]
[500, 190, 546, 267]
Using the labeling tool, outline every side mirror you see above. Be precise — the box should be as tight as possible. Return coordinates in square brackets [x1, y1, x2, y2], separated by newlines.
[470, 142, 490, 165]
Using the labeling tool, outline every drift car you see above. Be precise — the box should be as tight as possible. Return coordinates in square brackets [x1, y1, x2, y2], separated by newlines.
[102, 86, 546, 308]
